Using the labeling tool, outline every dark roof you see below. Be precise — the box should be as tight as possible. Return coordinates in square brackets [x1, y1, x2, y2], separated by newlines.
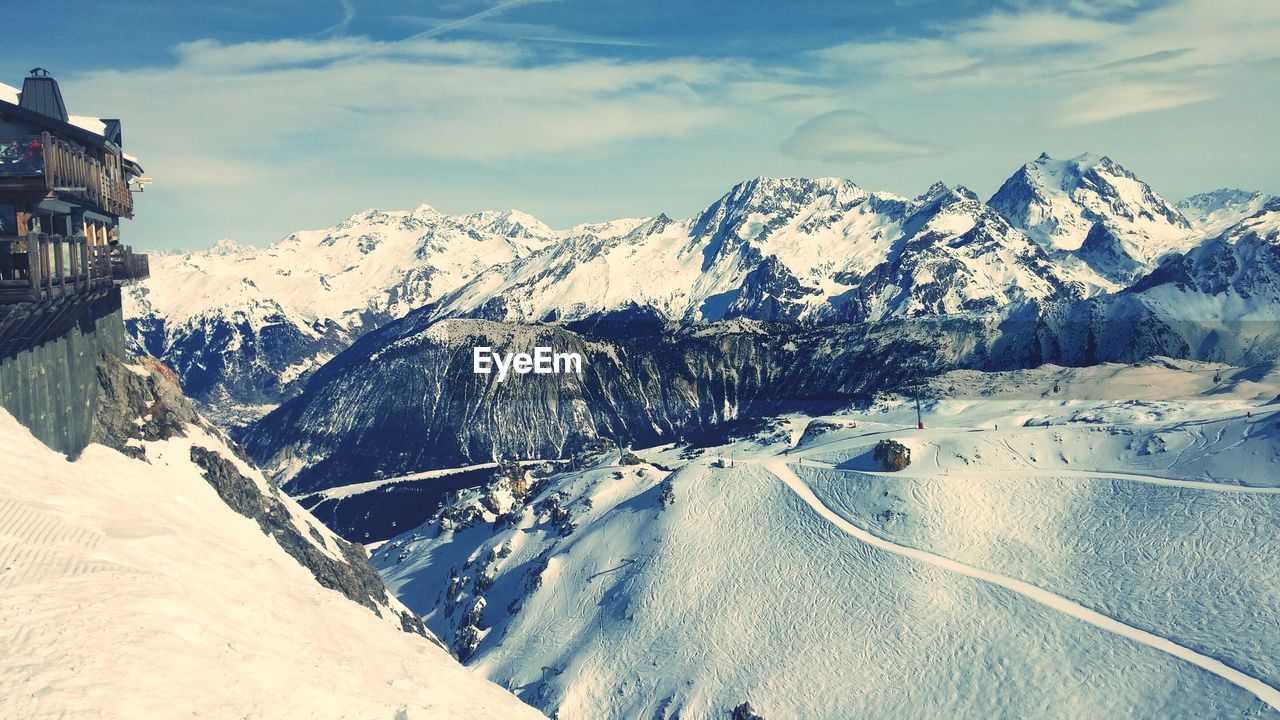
[19, 68, 68, 123]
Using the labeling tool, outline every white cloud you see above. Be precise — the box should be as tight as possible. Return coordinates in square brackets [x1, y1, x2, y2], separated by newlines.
[65, 38, 747, 178]
[1049, 81, 1217, 125]
[780, 110, 942, 162]
[816, 0, 1280, 125]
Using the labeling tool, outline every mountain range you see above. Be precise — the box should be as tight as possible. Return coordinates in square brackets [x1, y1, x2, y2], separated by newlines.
[126, 153, 1279, 490]
[125, 206, 558, 425]
[126, 154, 1273, 425]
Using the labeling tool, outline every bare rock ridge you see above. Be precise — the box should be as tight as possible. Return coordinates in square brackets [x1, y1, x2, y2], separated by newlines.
[91, 349, 432, 638]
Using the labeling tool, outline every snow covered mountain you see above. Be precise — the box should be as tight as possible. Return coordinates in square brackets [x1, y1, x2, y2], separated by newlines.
[131, 156, 1277, 436]
[433, 177, 1081, 326]
[125, 205, 556, 426]
[1177, 188, 1277, 237]
[0, 353, 545, 719]
[1050, 197, 1280, 365]
[370, 361, 1280, 719]
[988, 153, 1196, 287]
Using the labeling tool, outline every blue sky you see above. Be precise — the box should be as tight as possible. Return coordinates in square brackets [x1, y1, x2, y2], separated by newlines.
[5, 0, 1278, 250]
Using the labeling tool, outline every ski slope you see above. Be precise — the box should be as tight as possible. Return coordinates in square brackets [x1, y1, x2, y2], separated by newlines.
[767, 458, 1280, 712]
[375, 360, 1280, 719]
[0, 410, 544, 720]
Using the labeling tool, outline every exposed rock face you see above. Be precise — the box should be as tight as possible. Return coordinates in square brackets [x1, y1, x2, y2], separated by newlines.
[92, 354, 200, 455]
[188, 446, 395, 616]
[874, 439, 912, 471]
[732, 701, 766, 720]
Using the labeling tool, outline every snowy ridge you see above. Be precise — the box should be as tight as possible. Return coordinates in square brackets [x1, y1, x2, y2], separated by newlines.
[131, 154, 1280, 426]
[1050, 198, 1280, 366]
[1178, 189, 1276, 238]
[0, 407, 545, 719]
[432, 177, 1080, 325]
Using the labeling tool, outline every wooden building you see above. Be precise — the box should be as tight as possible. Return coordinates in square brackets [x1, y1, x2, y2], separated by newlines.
[0, 68, 148, 307]
[0, 69, 151, 454]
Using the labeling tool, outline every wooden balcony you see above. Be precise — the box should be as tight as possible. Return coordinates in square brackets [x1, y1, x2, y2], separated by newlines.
[0, 132, 133, 218]
[111, 245, 149, 283]
[0, 233, 114, 304]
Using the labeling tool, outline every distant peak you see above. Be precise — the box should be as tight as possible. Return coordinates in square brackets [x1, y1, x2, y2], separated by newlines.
[915, 180, 952, 202]
[1037, 151, 1051, 161]
[460, 208, 555, 239]
[1067, 151, 1109, 170]
[1179, 188, 1262, 206]
[208, 238, 242, 255]
[729, 176, 861, 198]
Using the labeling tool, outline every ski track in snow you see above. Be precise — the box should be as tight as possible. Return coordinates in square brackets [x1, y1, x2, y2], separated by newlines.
[762, 458, 1280, 713]
[813, 455, 1280, 496]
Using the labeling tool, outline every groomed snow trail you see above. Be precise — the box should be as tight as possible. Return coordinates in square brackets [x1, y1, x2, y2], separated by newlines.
[763, 458, 1280, 713]
[802, 458, 1280, 495]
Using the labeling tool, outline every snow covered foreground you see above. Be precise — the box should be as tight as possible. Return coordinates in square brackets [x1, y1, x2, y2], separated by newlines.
[375, 360, 1280, 719]
[0, 411, 545, 720]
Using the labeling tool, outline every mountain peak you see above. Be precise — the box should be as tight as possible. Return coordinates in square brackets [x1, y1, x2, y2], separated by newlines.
[916, 180, 951, 202]
[410, 203, 441, 219]
[208, 238, 244, 256]
[1177, 188, 1274, 237]
[915, 181, 978, 205]
[988, 151, 1193, 283]
[728, 176, 864, 202]
[458, 209, 556, 242]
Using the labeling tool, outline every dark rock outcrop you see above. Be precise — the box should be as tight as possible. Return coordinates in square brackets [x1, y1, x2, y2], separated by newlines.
[92, 353, 200, 455]
[188, 445, 394, 616]
[873, 439, 912, 471]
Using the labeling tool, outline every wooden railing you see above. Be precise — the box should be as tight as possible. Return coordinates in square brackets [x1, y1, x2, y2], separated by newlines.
[41, 132, 134, 219]
[111, 245, 149, 283]
[0, 233, 114, 303]
[0, 133, 134, 218]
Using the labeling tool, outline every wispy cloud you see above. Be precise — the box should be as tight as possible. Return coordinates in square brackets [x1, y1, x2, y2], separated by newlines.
[67, 36, 744, 181]
[780, 110, 942, 162]
[404, 0, 560, 41]
[389, 14, 653, 48]
[816, 0, 1280, 124]
[1048, 82, 1217, 125]
[319, 0, 357, 37]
